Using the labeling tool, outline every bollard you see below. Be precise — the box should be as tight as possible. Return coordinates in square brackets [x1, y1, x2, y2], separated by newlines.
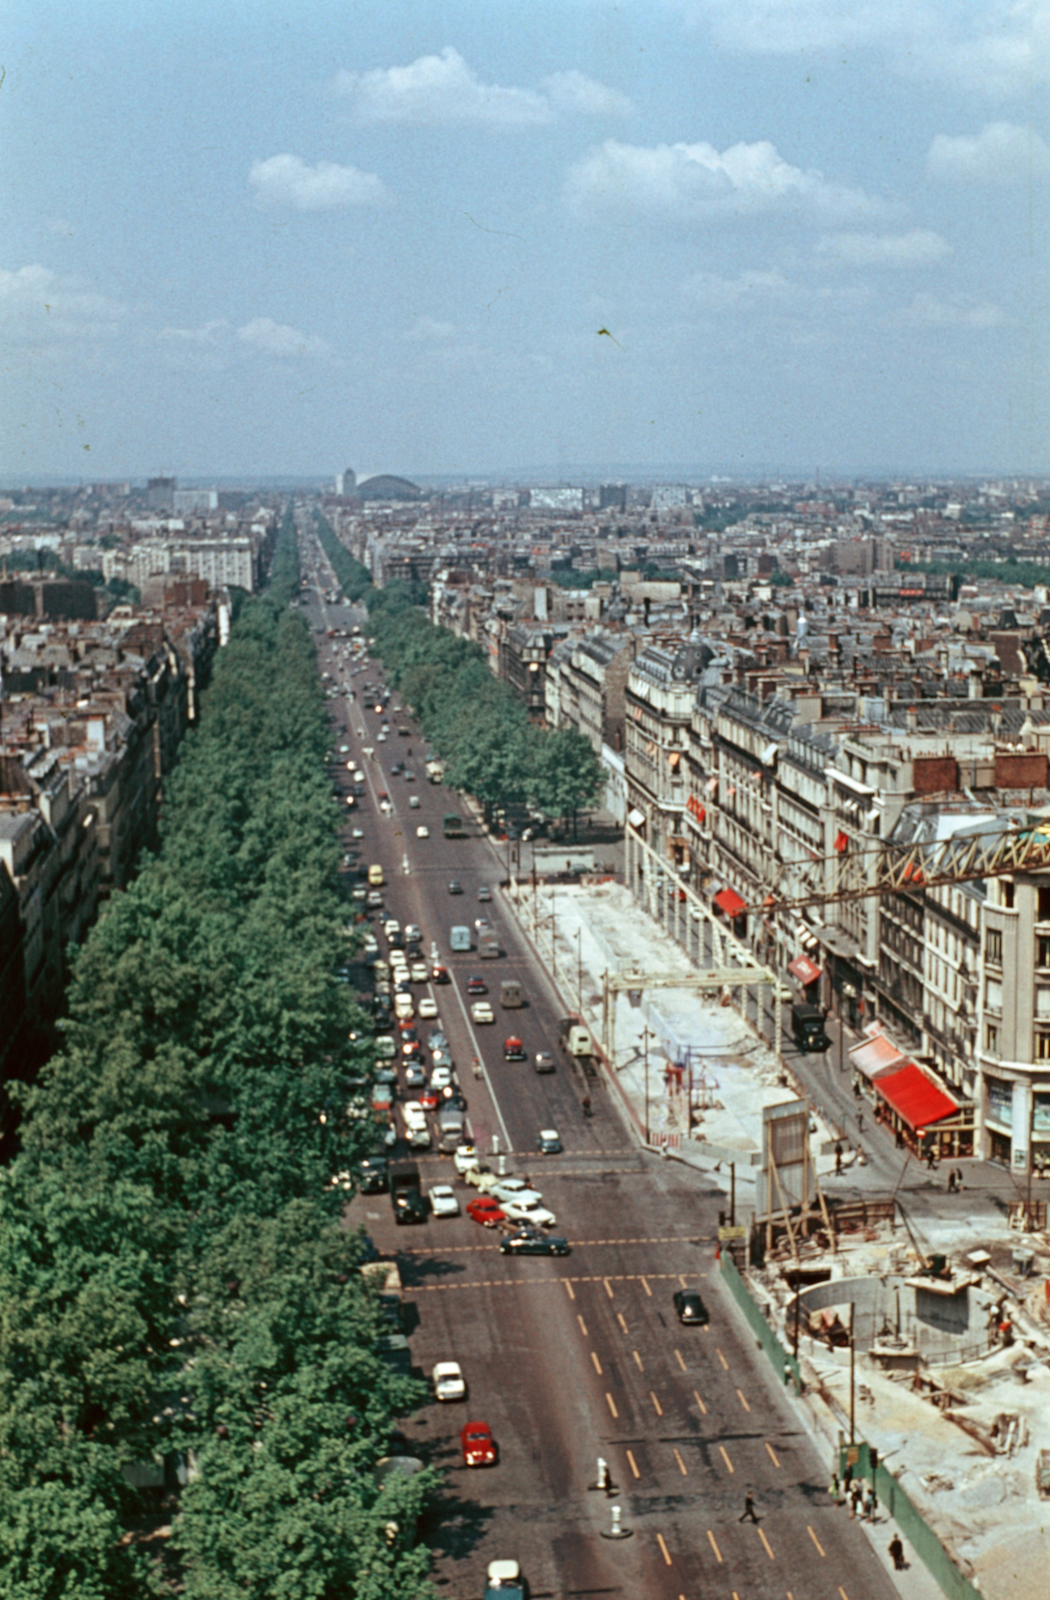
[492, 1134, 500, 1155]
[600, 1503, 632, 1540]
[498, 1153, 507, 1175]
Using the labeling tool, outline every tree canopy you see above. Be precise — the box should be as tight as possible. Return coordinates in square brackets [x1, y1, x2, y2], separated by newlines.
[0, 508, 435, 1599]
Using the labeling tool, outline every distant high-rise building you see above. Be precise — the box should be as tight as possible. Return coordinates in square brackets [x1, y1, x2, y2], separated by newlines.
[335, 467, 357, 496]
[146, 476, 176, 511]
[599, 484, 627, 510]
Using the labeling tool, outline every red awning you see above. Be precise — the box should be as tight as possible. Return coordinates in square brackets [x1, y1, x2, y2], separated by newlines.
[787, 954, 822, 987]
[875, 1062, 958, 1131]
[713, 887, 746, 918]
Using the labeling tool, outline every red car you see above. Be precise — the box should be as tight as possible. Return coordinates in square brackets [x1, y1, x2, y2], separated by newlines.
[466, 976, 487, 996]
[460, 1420, 497, 1467]
[504, 1036, 526, 1062]
[418, 1086, 442, 1110]
[432, 964, 451, 984]
[466, 1196, 507, 1228]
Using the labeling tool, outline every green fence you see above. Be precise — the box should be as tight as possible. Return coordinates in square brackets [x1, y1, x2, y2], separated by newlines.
[720, 1253, 981, 1600]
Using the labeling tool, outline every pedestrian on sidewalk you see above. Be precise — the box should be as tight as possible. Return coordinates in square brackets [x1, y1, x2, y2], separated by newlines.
[857, 1109, 865, 1133]
[835, 1142, 843, 1175]
[582, 1095, 591, 1117]
[739, 1488, 759, 1523]
[849, 1481, 863, 1518]
[947, 1169, 957, 1193]
[889, 1533, 907, 1570]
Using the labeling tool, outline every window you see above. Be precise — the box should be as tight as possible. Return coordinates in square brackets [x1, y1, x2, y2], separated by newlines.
[1002, 880, 1015, 909]
[985, 929, 1003, 964]
[1039, 936, 1050, 969]
[1037, 988, 1050, 1021]
[1039, 886, 1050, 921]
[1037, 1033, 1050, 1061]
[986, 978, 1003, 1011]
[986, 1023, 999, 1054]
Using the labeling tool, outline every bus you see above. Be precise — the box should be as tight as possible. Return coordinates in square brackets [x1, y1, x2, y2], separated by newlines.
[442, 813, 464, 839]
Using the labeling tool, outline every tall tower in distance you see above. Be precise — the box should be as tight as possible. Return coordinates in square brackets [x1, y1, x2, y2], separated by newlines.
[334, 468, 357, 496]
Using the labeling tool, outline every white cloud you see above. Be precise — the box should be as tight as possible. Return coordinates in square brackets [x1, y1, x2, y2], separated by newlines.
[816, 229, 951, 267]
[682, 267, 797, 308]
[893, 291, 1005, 328]
[926, 121, 1050, 183]
[249, 153, 389, 210]
[671, 2, 1050, 95]
[540, 70, 633, 116]
[565, 139, 892, 223]
[402, 316, 457, 341]
[158, 319, 231, 346]
[335, 47, 551, 126]
[235, 317, 331, 358]
[0, 263, 127, 340]
[333, 49, 631, 126]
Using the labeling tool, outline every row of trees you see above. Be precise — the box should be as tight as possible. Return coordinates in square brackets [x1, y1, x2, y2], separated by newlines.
[0, 510, 435, 1599]
[314, 517, 605, 830]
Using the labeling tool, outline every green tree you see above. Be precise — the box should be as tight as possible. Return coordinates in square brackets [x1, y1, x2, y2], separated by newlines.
[530, 726, 605, 837]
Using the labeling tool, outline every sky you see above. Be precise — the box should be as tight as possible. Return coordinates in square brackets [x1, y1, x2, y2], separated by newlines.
[2, 0, 1049, 483]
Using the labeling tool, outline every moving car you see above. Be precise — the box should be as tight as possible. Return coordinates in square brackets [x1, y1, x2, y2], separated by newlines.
[461, 1420, 497, 1467]
[490, 1177, 538, 1202]
[432, 964, 451, 984]
[501, 1196, 556, 1228]
[448, 880, 464, 895]
[410, 961, 429, 982]
[429, 1184, 460, 1218]
[404, 1063, 426, 1090]
[471, 1001, 495, 1024]
[453, 1143, 479, 1175]
[404, 925, 422, 944]
[477, 885, 492, 902]
[357, 1155, 389, 1193]
[466, 1196, 507, 1228]
[417, 996, 438, 1020]
[432, 1361, 467, 1402]
[673, 1290, 709, 1326]
[485, 1560, 524, 1600]
[504, 1036, 526, 1062]
[430, 1065, 453, 1090]
[534, 1050, 555, 1074]
[537, 1128, 562, 1154]
[466, 976, 487, 996]
[416, 825, 430, 839]
[499, 1232, 570, 1257]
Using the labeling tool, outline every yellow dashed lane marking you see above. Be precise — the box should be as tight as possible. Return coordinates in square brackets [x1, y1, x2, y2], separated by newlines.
[656, 1532, 673, 1566]
[576, 1313, 588, 1336]
[603, 1277, 615, 1298]
[398, 1234, 698, 1256]
[563, 1279, 575, 1301]
[707, 1530, 723, 1563]
[616, 1312, 629, 1334]
[736, 1387, 751, 1412]
[765, 1441, 780, 1467]
[412, 1271, 701, 1294]
[633, 1349, 644, 1371]
[757, 1526, 775, 1560]
[650, 1390, 663, 1416]
[605, 1392, 619, 1418]
[640, 1274, 652, 1297]
[719, 1444, 734, 1474]
[693, 1388, 708, 1415]
[591, 1351, 603, 1375]
[673, 1446, 688, 1476]
[808, 1525, 825, 1557]
[716, 1346, 729, 1370]
[674, 1348, 687, 1371]
[626, 1449, 640, 1479]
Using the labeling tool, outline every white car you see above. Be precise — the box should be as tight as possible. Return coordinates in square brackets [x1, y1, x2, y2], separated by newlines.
[453, 1143, 479, 1175]
[402, 1101, 428, 1132]
[404, 925, 422, 944]
[490, 1177, 538, 1202]
[351, 827, 364, 840]
[383, 919, 401, 940]
[432, 1361, 467, 1402]
[501, 1196, 556, 1228]
[394, 994, 414, 1020]
[354, 770, 365, 782]
[471, 1001, 495, 1024]
[429, 1184, 460, 1217]
[410, 961, 429, 983]
[430, 1065, 453, 1090]
[417, 996, 438, 1020]
[416, 825, 430, 839]
[409, 794, 421, 809]
[487, 1561, 522, 1595]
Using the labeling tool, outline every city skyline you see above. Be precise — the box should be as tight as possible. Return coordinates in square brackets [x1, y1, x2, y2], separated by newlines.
[4, 1, 1049, 480]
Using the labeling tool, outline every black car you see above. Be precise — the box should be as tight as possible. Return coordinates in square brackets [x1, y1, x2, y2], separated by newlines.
[672, 1290, 709, 1326]
[448, 880, 464, 895]
[499, 1232, 570, 1257]
[394, 1192, 428, 1225]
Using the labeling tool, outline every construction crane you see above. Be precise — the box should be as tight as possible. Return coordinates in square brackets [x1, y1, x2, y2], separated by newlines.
[749, 816, 1050, 915]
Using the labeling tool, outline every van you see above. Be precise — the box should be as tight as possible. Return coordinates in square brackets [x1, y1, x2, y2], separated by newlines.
[478, 933, 500, 960]
[791, 1003, 830, 1053]
[437, 1106, 466, 1153]
[394, 993, 415, 1021]
[368, 864, 385, 887]
[500, 979, 523, 1008]
[375, 1034, 397, 1060]
[450, 925, 472, 952]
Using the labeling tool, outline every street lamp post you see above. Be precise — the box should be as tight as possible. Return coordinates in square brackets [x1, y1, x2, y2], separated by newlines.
[840, 981, 857, 1074]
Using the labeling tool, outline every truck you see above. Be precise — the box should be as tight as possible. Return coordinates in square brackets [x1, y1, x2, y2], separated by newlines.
[500, 979, 523, 1008]
[558, 1015, 592, 1058]
[442, 812, 465, 838]
[791, 1002, 831, 1054]
[478, 931, 500, 960]
[450, 925, 472, 952]
[389, 1161, 426, 1224]
[426, 759, 444, 784]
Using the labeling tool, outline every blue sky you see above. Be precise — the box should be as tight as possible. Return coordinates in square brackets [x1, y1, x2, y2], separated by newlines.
[3, 1, 1048, 481]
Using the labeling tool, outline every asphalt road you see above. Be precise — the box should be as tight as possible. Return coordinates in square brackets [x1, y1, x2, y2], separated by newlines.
[299, 543, 902, 1600]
